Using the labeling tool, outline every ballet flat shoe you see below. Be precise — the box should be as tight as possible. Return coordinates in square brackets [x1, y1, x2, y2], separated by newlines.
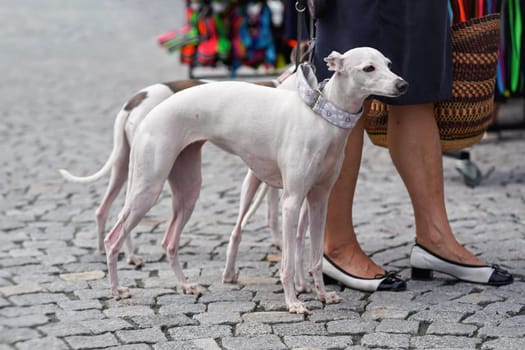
[410, 244, 513, 286]
[323, 255, 406, 292]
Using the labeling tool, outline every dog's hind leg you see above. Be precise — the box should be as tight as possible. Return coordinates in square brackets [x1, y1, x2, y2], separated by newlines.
[307, 188, 342, 305]
[294, 201, 310, 293]
[223, 170, 262, 283]
[161, 142, 206, 296]
[267, 187, 282, 249]
[280, 190, 310, 314]
[104, 181, 164, 299]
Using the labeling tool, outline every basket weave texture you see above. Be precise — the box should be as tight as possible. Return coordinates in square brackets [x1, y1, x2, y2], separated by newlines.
[365, 14, 500, 151]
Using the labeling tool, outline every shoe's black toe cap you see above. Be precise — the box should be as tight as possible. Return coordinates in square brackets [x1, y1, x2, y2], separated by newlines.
[488, 266, 514, 286]
[377, 273, 407, 291]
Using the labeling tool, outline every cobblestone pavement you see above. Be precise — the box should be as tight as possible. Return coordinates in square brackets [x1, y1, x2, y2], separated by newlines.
[1, 1, 524, 349]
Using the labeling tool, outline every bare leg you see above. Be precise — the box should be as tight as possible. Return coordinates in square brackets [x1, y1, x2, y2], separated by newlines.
[104, 182, 163, 299]
[324, 102, 385, 278]
[294, 201, 310, 293]
[307, 188, 342, 305]
[280, 191, 309, 314]
[387, 104, 484, 265]
[223, 170, 262, 283]
[267, 187, 282, 248]
[161, 142, 207, 295]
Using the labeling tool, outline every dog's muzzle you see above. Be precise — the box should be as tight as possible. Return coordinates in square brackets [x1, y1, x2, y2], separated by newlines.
[395, 79, 409, 95]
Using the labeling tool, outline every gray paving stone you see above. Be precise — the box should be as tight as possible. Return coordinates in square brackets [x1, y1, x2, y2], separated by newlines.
[104, 305, 155, 318]
[65, 333, 120, 349]
[0, 327, 40, 344]
[130, 313, 197, 328]
[287, 335, 355, 349]
[375, 319, 420, 334]
[361, 332, 410, 349]
[0, 313, 49, 328]
[478, 325, 525, 338]
[235, 322, 273, 336]
[408, 310, 466, 323]
[56, 308, 105, 322]
[81, 318, 134, 334]
[481, 337, 525, 350]
[158, 302, 206, 315]
[7, 292, 69, 306]
[193, 311, 242, 325]
[14, 336, 69, 350]
[242, 311, 304, 324]
[57, 299, 102, 311]
[38, 322, 91, 337]
[461, 310, 508, 326]
[154, 339, 221, 350]
[327, 319, 378, 335]
[410, 335, 481, 349]
[272, 321, 327, 336]
[115, 327, 166, 344]
[222, 335, 286, 350]
[106, 345, 151, 350]
[207, 301, 256, 313]
[426, 322, 478, 336]
[0, 304, 59, 317]
[168, 325, 232, 341]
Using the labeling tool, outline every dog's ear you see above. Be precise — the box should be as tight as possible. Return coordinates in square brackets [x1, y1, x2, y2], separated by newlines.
[324, 51, 344, 72]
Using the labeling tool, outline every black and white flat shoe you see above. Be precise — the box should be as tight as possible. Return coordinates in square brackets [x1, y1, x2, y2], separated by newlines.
[410, 244, 513, 286]
[323, 255, 406, 292]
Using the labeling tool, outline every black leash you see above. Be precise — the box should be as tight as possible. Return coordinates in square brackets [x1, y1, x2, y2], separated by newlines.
[294, 0, 307, 72]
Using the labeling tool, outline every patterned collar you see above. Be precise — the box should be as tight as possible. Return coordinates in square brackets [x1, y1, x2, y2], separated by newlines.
[296, 64, 363, 129]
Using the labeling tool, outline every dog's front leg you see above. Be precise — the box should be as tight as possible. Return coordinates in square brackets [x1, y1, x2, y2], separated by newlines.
[307, 189, 342, 305]
[280, 191, 310, 314]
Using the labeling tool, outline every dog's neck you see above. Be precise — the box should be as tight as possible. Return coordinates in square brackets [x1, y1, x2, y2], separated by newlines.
[296, 65, 363, 130]
[323, 72, 367, 116]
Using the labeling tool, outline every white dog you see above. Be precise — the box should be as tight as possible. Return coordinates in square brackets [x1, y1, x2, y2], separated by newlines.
[102, 47, 407, 314]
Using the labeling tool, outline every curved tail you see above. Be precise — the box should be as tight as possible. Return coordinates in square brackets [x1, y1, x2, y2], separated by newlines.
[58, 108, 129, 183]
[241, 182, 269, 229]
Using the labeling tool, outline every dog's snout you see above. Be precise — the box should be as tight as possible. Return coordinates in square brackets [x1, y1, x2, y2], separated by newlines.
[395, 79, 409, 94]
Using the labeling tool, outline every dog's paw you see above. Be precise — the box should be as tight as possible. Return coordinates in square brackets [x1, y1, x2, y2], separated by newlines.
[113, 286, 132, 300]
[222, 270, 237, 283]
[182, 283, 206, 296]
[295, 282, 312, 294]
[287, 301, 311, 315]
[320, 291, 342, 305]
[127, 254, 145, 267]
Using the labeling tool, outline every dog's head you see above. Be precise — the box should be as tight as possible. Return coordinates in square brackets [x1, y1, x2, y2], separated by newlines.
[324, 47, 408, 99]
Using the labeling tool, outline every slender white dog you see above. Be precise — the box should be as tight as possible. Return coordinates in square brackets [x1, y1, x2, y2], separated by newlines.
[58, 80, 280, 261]
[58, 77, 307, 287]
[103, 47, 407, 314]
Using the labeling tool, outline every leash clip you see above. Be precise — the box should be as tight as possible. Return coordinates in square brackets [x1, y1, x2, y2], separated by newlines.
[295, 0, 306, 12]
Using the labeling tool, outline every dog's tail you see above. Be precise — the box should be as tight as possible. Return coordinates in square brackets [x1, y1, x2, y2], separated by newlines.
[58, 107, 129, 183]
[241, 183, 269, 229]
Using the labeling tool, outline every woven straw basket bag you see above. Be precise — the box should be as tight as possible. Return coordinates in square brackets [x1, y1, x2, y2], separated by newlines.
[365, 14, 501, 151]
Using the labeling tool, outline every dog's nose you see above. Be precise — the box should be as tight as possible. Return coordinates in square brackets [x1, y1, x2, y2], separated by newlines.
[395, 79, 409, 94]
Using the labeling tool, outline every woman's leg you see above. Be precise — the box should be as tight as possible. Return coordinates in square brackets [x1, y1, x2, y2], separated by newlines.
[324, 103, 385, 278]
[387, 103, 484, 265]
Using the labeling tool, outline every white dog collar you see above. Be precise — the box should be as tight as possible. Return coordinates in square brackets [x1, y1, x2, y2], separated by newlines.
[296, 64, 362, 129]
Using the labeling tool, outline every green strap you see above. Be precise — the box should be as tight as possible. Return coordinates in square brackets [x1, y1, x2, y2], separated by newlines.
[508, 0, 522, 93]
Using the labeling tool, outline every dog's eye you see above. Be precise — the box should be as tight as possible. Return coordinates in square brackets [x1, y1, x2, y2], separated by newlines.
[363, 65, 375, 72]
